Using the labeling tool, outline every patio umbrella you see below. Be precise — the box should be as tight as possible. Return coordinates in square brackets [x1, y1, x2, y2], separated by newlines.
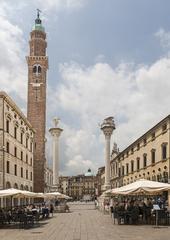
[0, 188, 23, 197]
[106, 179, 170, 195]
[44, 192, 71, 199]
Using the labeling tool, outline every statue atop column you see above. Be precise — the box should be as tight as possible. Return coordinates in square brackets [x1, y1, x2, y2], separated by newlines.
[101, 116, 116, 190]
[53, 117, 60, 128]
[49, 118, 63, 191]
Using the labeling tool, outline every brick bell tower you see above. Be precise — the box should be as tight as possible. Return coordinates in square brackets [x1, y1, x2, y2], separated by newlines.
[26, 10, 48, 192]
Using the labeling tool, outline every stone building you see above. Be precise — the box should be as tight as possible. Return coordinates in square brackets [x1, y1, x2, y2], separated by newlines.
[59, 169, 97, 200]
[96, 166, 105, 196]
[27, 12, 48, 192]
[110, 115, 170, 188]
[44, 166, 53, 193]
[0, 91, 34, 205]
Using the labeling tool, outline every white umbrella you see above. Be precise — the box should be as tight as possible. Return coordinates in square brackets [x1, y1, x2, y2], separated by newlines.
[44, 192, 71, 199]
[106, 179, 170, 195]
[0, 188, 22, 197]
[0, 188, 44, 198]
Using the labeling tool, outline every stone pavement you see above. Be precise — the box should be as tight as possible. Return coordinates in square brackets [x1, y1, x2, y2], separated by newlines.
[0, 203, 170, 240]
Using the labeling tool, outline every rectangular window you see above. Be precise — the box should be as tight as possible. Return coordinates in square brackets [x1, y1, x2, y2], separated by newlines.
[126, 164, 129, 175]
[26, 170, 28, 179]
[118, 168, 121, 177]
[26, 154, 28, 164]
[137, 158, 140, 170]
[131, 161, 134, 173]
[6, 120, 9, 133]
[162, 145, 167, 160]
[6, 142, 9, 153]
[26, 138, 28, 148]
[30, 142, 33, 152]
[137, 143, 140, 150]
[6, 161, 10, 173]
[14, 164, 17, 176]
[122, 166, 124, 176]
[143, 154, 147, 168]
[30, 172, 32, 181]
[14, 147, 17, 157]
[21, 151, 23, 161]
[21, 167, 23, 178]
[151, 150, 156, 164]
[115, 162, 117, 174]
[14, 127, 17, 139]
[30, 158, 32, 166]
[21, 133, 23, 144]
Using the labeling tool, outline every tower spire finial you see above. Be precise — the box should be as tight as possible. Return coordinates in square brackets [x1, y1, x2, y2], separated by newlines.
[35, 9, 42, 25]
[37, 8, 41, 19]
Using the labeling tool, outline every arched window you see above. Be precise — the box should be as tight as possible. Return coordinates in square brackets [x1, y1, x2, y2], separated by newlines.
[33, 65, 37, 73]
[14, 183, 18, 189]
[38, 65, 41, 73]
[33, 65, 42, 74]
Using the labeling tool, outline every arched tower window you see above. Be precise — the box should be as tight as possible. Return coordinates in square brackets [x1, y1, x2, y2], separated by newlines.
[33, 64, 42, 74]
[33, 65, 37, 73]
[38, 66, 41, 73]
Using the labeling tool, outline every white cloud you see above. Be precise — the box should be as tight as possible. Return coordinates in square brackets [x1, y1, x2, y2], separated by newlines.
[155, 28, 170, 50]
[36, 0, 87, 12]
[49, 57, 170, 175]
[0, 3, 27, 101]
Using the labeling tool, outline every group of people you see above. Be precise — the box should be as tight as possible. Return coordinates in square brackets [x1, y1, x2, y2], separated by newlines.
[0, 203, 55, 225]
[108, 197, 168, 224]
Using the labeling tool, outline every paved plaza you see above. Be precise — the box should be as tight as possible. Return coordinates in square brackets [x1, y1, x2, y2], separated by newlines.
[0, 203, 170, 240]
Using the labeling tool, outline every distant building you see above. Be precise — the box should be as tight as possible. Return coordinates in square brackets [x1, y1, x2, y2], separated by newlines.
[0, 91, 34, 206]
[59, 169, 97, 200]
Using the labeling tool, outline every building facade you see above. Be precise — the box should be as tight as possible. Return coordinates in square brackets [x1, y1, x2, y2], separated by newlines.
[59, 169, 97, 200]
[27, 13, 48, 192]
[96, 166, 105, 196]
[44, 166, 53, 193]
[0, 92, 34, 194]
[110, 115, 170, 188]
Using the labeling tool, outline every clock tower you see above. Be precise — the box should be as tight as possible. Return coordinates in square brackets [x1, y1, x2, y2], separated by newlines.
[26, 11, 48, 192]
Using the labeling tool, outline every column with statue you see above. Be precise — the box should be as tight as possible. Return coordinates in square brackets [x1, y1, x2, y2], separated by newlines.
[99, 117, 115, 212]
[49, 118, 63, 191]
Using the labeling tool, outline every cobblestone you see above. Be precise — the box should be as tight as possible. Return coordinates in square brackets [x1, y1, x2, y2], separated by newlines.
[0, 203, 170, 240]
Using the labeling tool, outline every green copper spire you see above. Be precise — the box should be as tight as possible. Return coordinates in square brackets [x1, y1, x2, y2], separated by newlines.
[32, 9, 45, 32]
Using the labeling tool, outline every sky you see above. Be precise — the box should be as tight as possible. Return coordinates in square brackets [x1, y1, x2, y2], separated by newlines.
[1, 0, 170, 176]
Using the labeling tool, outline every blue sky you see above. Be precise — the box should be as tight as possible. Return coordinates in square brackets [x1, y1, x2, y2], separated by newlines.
[1, 0, 170, 175]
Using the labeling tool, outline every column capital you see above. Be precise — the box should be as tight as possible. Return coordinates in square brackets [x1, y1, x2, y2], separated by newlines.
[101, 116, 115, 136]
[49, 127, 63, 137]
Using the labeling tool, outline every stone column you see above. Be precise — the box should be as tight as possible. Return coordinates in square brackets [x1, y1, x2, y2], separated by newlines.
[49, 118, 63, 190]
[101, 117, 115, 190]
